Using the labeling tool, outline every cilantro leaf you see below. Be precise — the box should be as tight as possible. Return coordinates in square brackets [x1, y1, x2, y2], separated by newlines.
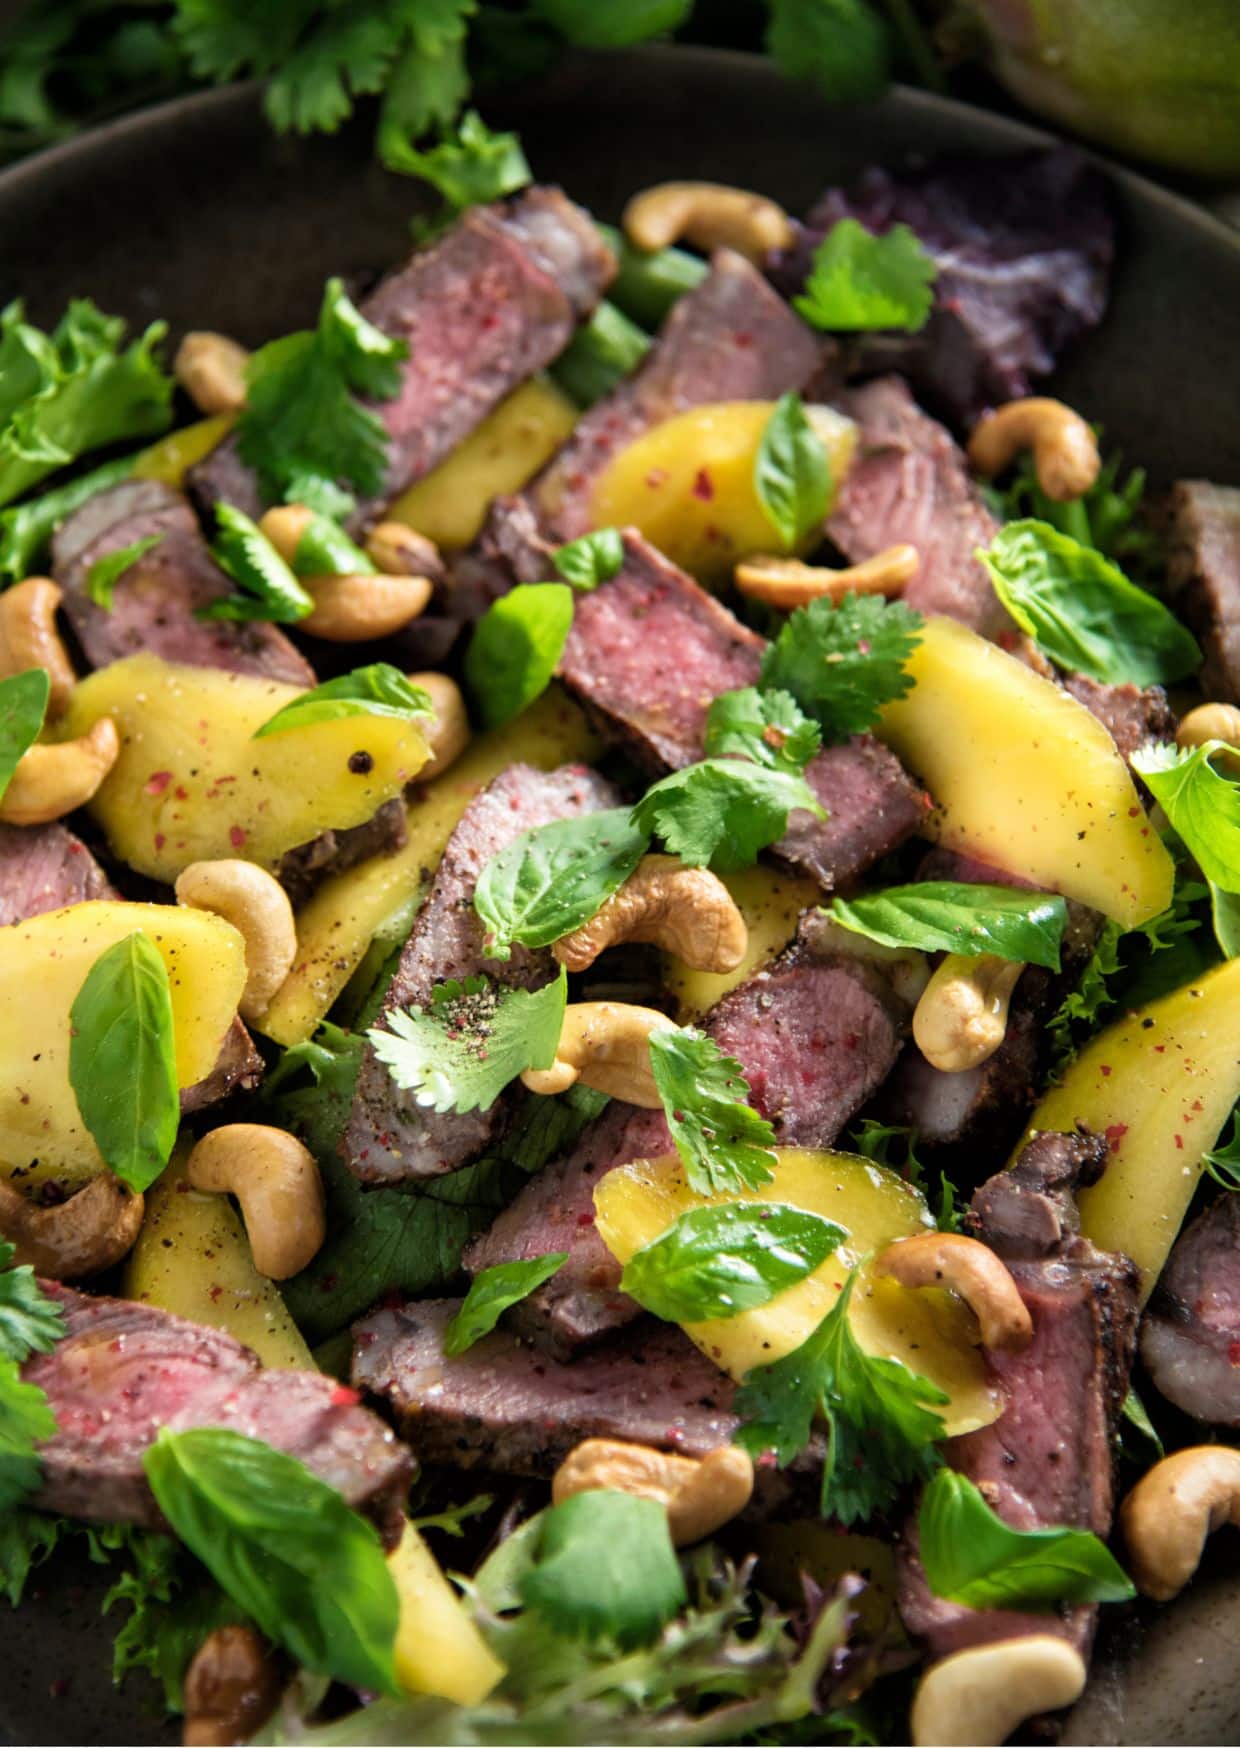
[553, 528, 624, 591]
[382, 109, 530, 208]
[648, 1028, 777, 1195]
[1133, 742, 1240, 893]
[264, 7, 403, 135]
[766, 0, 890, 104]
[474, 808, 650, 960]
[978, 519, 1200, 687]
[465, 582, 574, 729]
[445, 1253, 569, 1356]
[521, 1490, 686, 1650]
[794, 218, 935, 333]
[533, 0, 694, 46]
[827, 881, 1067, 970]
[199, 503, 314, 624]
[253, 664, 432, 738]
[734, 1272, 948, 1524]
[0, 1356, 57, 1512]
[919, 1469, 1134, 1609]
[85, 533, 163, 608]
[631, 759, 821, 872]
[0, 668, 49, 805]
[0, 1243, 64, 1361]
[704, 687, 822, 777]
[373, 0, 474, 159]
[621, 1203, 844, 1324]
[759, 592, 922, 742]
[368, 968, 567, 1116]
[1204, 1111, 1240, 1192]
[849, 1120, 961, 1233]
[754, 391, 831, 549]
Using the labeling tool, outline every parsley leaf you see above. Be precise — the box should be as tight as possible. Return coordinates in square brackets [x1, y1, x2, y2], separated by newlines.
[85, 533, 163, 608]
[794, 218, 936, 333]
[827, 881, 1067, 970]
[734, 1271, 948, 1524]
[0, 1242, 64, 1361]
[704, 686, 821, 777]
[1204, 1111, 1240, 1192]
[464, 582, 574, 729]
[199, 503, 314, 623]
[445, 1253, 569, 1356]
[648, 1028, 777, 1195]
[766, 0, 890, 104]
[621, 1203, 844, 1324]
[754, 391, 831, 549]
[553, 527, 624, 591]
[473, 808, 650, 960]
[759, 593, 922, 742]
[918, 1468, 1134, 1609]
[253, 664, 432, 739]
[0, 667, 49, 805]
[0, 1357, 57, 1512]
[521, 1490, 686, 1651]
[368, 968, 567, 1116]
[631, 759, 821, 872]
[1133, 742, 1240, 893]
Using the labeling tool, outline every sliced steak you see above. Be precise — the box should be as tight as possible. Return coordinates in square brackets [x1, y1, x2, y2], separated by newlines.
[188, 188, 613, 528]
[1141, 1194, 1240, 1427]
[1062, 674, 1176, 760]
[343, 762, 620, 1185]
[0, 822, 115, 922]
[179, 1017, 263, 1115]
[276, 798, 409, 908]
[1162, 480, 1240, 705]
[51, 480, 313, 685]
[27, 1283, 412, 1539]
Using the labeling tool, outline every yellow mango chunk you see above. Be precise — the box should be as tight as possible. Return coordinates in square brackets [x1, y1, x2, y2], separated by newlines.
[0, 900, 245, 1189]
[876, 616, 1174, 927]
[388, 377, 578, 551]
[662, 865, 818, 1021]
[583, 401, 856, 583]
[131, 416, 234, 486]
[594, 1147, 999, 1437]
[388, 1522, 505, 1706]
[123, 1151, 313, 1369]
[65, 654, 428, 884]
[260, 685, 602, 1046]
[1020, 957, 1240, 1298]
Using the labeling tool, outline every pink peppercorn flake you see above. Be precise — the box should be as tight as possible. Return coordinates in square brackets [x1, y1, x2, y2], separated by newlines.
[229, 825, 246, 847]
[144, 770, 173, 796]
[692, 467, 714, 501]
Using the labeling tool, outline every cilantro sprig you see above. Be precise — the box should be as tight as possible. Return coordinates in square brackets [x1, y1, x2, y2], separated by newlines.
[704, 686, 821, 778]
[759, 593, 923, 743]
[648, 1029, 777, 1195]
[0, 1244, 65, 1513]
[794, 218, 936, 334]
[1133, 742, 1240, 894]
[632, 759, 821, 872]
[0, 1242, 65, 1362]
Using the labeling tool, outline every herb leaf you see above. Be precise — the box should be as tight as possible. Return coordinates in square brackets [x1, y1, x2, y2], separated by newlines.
[753, 391, 830, 549]
[382, 110, 530, 210]
[445, 1253, 569, 1356]
[85, 533, 163, 608]
[68, 931, 179, 1193]
[199, 503, 314, 624]
[0, 1358, 58, 1512]
[704, 686, 822, 777]
[759, 593, 922, 743]
[794, 218, 936, 333]
[919, 1468, 1135, 1609]
[521, 1490, 686, 1651]
[0, 1242, 64, 1361]
[827, 882, 1067, 971]
[0, 1246, 64, 1513]
[766, 0, 890, 104]
[1211, 883, 1240, 959]
[978, 519, 1200, 687]
[474, 809, 650, 961]
[291, 512, 375, 578]
[648, 1029, 777, 1196]
[465, 582, 574, 729]
[631, 759, 821, 872]
[621, 1203, 845, 1324]
[253, 664, 433, 739]
[1204, 1111, 1240, 1192]
[1132, 742, 1240, 893]
[553, 528, 624, 591]
[0, 668, 49, 804]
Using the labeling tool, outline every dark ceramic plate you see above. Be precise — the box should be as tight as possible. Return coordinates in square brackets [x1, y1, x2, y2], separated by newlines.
[1, 45, 1239, 1748]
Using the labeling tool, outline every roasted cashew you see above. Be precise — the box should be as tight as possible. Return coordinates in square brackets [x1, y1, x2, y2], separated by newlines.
[0, 578, 77, 718]
[0, 715, 119, 826]
[175, 859, 297, 1023]
[408, 671, 470, 781]
[875, 1232, 1032, 1352]
[366, 520, 445, 584]
[301, 572, 432, 641]
[174, 331, 250, 417]
[968, 397, 1101, 502]
[910, 1635, 1087, 1747]
[1177, 702, 1240, 755]
[182, 1624, 281, 1748]
[912, 953, 1024, 1073]
[1120, 1445, 1240, 1600]
[0, 1174, 143, 1279]
[734, 544, 920, 610]
[553, 855, 748, 974]
[185, 1124, 325, 1280]
[623, 181, 794, 263]
[552, 1437, 754, 1546]
[257, 504, 316, 564]
[520, 1002, 675, 1106]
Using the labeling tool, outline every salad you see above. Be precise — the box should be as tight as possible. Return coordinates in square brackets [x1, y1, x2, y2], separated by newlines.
[1, 141, 1239, 1748]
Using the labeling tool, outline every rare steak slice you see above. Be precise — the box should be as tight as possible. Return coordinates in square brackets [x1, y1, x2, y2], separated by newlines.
[1141, 1194, 1240, 1427]
[1162, 480, 1240, 705]
[26, 1284, 412, 1539]
[1061, 674, 1176, 761]
[0, 822, 114, 923]
[342, 762, 620, 1184]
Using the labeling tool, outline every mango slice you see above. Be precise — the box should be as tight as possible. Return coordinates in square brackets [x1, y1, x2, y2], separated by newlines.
[593, 1147, 999, 1437]
[131, 415, 235, 486]
[661, 865, 818, 1021]
[876, 616, 1174, 927]
[388, 1522, 506, 1705]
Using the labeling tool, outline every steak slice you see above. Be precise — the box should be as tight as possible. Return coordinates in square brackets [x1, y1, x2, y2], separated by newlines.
[51, 480, 314, 685]
[178, 1017, 263, 1114]
[187, 188, 613, 529]
[276, 797, 409, 908]
[0, 822, 115, 922]
[1141, 1194, 1240, 1427]
[1062, 674, 1176, 760]
[342, 762, 620, 1184]
[1162, 480, 1240, 705]
[27, 1283, 412, 1539]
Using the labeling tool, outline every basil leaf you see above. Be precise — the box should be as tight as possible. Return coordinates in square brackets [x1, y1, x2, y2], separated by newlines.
[827, 881, 1067, 971]
[753, 391, 830, 549]
[200, 503, 314, 625]
[521, 1490, 686, 1651]
[648, 1028, 776, 1196]
[0, 668, 49, 804]
[759, 593, 922, 742]
[474, 809, 650, 960]
[465, 582, 574, 729]
[621, 1203, 845, 1323]
[85, 533, 163, 608]
[978, 519, 1200, 687]
[703, 686, 821, 777]
[553, 528, 624, 591]
[253, 663, 433, 739]
[919, 1468, 1135, 1610]
[631, 758, 822, 872]
[143, 1428, 401, 1695]
[1211, 881, 1240, 958]
[292, 512, 375, 578]
[1132, 741, 1240, 893]
[794, 218, 936, 333]
[444, 1253, 569, 1356]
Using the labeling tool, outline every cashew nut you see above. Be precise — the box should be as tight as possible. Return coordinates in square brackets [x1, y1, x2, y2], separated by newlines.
[1120, 1445, 1240, 1600]
[1177, 702, 1240, 756]
[300, 572, 432, 641]
[0, 1174, 143, 1279]
[875, 1232, 1032, 1352]
[734, 544, 920, 610]
[520, 1002, 675, 1106]
[183, 1624, 281, 1748]
[0, 715, 119, 826]
[553, 1437, 754, 1546]
[257, 504, 316, 565]
[910, 1635, 1087, 1747]
[174, 331, 250, 417]
[366, 521, 445, 584]
[623, 181, 794, 263]
[968, 397, 1101, 502]
[185, 1124, 325, 1280]
[553, 855, 748, 975]
[409, 671, 470, 781]
[912, 953, 1024, 1073]
[175, 859, 297, 1023]
[0, 579, 77, 718]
